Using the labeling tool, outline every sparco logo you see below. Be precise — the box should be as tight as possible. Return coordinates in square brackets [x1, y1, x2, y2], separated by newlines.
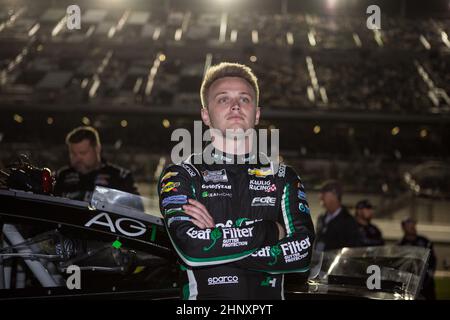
[251, 196, 276, 207]
[277, 165, 286, 178]
[208, 276, 239, 286]
[181, 163, 196, 177]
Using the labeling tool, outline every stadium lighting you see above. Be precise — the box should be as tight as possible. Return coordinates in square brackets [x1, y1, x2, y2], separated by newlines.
[391, 126, 400, 136]
[82, 117, 90, 126]
[420, 129, 428, 138]
[28, 23, 40, 37]
[313, 125, 321, 134]
[13, 114, 23, 123]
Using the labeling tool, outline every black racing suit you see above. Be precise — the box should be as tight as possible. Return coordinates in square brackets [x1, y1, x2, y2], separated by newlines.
[357, 222, 384, 246]
[54, 160, 140, 202]
[158, 150, 315, 300]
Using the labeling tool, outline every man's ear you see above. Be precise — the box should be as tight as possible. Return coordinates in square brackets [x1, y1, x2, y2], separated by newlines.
[255, 106, 261, 126]
[201, 107, 211, 126]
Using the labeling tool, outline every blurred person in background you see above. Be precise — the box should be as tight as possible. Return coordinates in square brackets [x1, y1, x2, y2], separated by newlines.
[355, 199, 384, 246]
[315, 180, 362, 251]
[398, 217, 437, 300]
[54, 126, 140, 202]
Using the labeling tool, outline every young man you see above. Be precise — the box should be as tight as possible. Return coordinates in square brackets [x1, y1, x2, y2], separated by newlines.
[158, 62, 315, 299]
[354, 199, 384, 246]
[54, 126, 140, 202]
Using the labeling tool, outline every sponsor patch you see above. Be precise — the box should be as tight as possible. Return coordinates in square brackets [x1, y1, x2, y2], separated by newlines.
[208, 276, 239, 286]
[261, 277, 277, 287]
[188, 226, 255, 252]
[160, 181, 180, 194]
[181, 163, 197, 177]
[277, 165, 286, 178]
[161, 171, 178, 182]
[249, 180, 276, 192]
[298, 191, 307, 201]
[162, 195, 187, 207]
[248, 167, 273, 178]
[202, 169, 228, 183]
[164, 207, 184, 215]
[251, 196, 276, 207]
[201, 184, 231, 190]
[256, 237, 312, 265]
[167, 216, 191, 227]
[201, 191, 232, 198]
[299, 203, 310, 214]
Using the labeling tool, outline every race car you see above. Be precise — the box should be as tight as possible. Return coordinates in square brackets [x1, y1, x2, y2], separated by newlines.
[0, 159, 431, 300]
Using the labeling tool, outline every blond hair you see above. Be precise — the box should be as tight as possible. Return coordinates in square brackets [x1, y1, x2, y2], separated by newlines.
[200, 62, 259, 109]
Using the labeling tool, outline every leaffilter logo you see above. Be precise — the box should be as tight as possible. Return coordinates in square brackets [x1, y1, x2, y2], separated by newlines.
[203, 228, 222, 251]
[268, 245, 282, 266]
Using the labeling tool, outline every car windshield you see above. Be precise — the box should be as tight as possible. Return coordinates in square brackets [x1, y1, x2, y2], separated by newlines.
[304, 246, 431, 300]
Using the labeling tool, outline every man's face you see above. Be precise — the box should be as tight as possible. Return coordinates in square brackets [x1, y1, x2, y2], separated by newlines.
[319, 191, 339, 211]
[68, 139, 100, 174]
[201, 77, 260, 134]
[360, 208, 374, 221]
[402, 221, 417, 237]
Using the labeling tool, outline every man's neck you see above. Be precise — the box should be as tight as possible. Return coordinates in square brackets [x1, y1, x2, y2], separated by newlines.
[326, 205, 341, 215]
[211, 130, 254, 155]
[356, 217, 369, 226]
[78, 161, 102, 175]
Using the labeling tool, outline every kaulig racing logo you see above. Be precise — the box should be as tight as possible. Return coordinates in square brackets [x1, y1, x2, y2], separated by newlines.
[186, 227, 254, 251]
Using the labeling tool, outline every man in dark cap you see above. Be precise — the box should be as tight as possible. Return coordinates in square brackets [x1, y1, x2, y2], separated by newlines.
[355, 199, 384, 246]
[314, 180, 362, 251]
[398, 217, 437, 300]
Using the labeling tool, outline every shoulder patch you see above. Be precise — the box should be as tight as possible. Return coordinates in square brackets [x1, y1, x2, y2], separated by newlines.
[181, 163, 198, 177]
[277, 164, 286, 178]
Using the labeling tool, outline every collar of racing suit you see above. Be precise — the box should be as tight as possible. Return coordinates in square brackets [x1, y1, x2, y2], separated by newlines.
[202, 148, 273, 169]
